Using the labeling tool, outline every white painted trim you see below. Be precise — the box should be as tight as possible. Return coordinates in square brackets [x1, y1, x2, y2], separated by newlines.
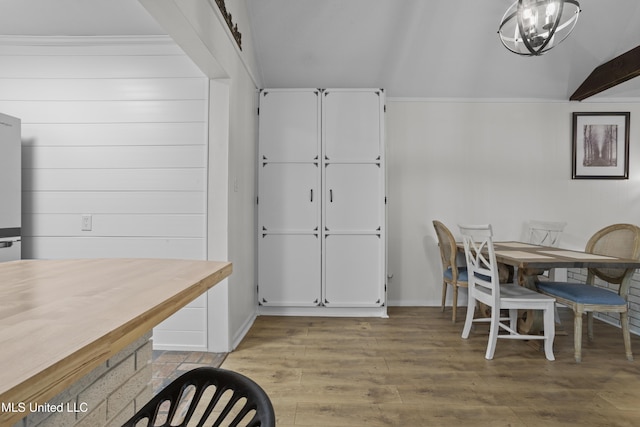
[207, 79, 231, 352]
[152, 343, 209, 352]
[258, 306, 388, 318]
[575, 97, 640, 103]
[232, 310, 258, 350]
[387, 96, 640, 103]
[139, 0, 229, 79]
[387, 97, 570, 103]
[388, 301, 437, 307]
[0, 35, 175, 46]
[205, 0, 260, 88]
[207, 280, 231, 352]
[593, 313, 640, 337]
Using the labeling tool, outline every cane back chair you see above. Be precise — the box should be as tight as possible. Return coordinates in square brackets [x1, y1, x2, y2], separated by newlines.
[433, 220, 468, 322]
[536, 223, 640, 362]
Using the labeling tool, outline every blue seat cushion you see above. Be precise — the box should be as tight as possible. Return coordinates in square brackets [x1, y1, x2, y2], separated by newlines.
[444, 266, 468, 282]
[536, 281, 626, 305]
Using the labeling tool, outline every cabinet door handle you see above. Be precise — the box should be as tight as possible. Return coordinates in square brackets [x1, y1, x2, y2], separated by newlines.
[310, 189, 313, 202]
[329, 189, 333, 202]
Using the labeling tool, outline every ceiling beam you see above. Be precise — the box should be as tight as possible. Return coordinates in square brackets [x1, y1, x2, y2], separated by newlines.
[570, 45, 640, 101]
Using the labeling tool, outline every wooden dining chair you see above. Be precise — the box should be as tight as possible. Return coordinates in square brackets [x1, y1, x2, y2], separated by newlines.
[433, 220, 468, 322]
[536, 223, 640, 362]
[459, 224, 556, 360]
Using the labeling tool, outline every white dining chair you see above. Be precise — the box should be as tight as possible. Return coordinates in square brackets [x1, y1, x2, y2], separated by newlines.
[527, 220, 567, 248]
[459, 224, 556, 360]
[527, 220, 567, 283]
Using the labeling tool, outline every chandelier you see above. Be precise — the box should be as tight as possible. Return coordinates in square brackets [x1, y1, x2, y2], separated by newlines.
[498, 0, 581, 56]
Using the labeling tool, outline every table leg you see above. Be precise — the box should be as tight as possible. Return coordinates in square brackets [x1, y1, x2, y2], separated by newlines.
[517, 268, 546, 334]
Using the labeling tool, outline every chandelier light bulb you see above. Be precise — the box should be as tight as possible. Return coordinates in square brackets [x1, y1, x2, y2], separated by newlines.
[546, 2, 557, 16]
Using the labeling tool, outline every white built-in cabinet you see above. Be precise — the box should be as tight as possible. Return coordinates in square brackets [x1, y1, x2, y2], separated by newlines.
[258, 88, 386, 316]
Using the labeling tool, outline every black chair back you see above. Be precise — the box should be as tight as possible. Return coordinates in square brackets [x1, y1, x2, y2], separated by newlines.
[122, 367, 275, 427]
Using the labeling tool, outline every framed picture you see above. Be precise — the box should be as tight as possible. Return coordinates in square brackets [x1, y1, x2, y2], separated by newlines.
[572, 112, 630, 179]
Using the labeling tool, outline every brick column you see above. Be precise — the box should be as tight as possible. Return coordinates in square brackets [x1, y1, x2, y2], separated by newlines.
[12, 333, 153, 427]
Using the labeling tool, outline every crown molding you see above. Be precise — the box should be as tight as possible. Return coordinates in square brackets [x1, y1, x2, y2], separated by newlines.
[387, 96, 640, 104]
[386, 97, 568, 104]
[212, 0, 242, 51]
[0, 35, 175, 47]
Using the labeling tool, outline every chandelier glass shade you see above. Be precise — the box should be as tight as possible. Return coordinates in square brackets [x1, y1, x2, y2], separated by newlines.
[498, 0, 581, 56]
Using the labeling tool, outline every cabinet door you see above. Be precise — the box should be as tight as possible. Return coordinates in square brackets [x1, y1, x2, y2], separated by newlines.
[323, 90, 383, 162]
[259, 89, 320, 162]
[259, 233, 321, 306]
[324, 163, 383, 232]
[324, 234, 384, 307]
[259, 163, 320, 232]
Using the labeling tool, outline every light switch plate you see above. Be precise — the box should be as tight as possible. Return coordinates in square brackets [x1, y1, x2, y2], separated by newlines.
[81, 214, 92, 231]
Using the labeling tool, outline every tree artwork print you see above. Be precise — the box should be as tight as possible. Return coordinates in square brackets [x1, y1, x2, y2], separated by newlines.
[572, 112, 629, 179]
[582, 124, 617, 167]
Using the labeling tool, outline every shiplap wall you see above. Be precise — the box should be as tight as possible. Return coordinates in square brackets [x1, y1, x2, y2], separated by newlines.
[0, 36, 209, 350]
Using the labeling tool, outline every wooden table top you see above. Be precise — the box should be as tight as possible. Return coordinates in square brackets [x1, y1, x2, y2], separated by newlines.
[457, 241, 640, 270]
[0, 258, 232, 425]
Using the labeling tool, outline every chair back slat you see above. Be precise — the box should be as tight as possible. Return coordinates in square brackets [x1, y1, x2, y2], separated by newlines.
[528, 220, 567, 247]
[459, 224, 499, 306]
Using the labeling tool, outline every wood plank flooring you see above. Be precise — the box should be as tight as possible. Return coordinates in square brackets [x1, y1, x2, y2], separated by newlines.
[151, 350, 226, 393]
[220, 307, 640, 427]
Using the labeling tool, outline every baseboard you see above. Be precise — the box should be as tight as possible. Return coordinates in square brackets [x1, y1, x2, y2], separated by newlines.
[231, 309, 258, 350]
[592, 312, 640, 337]
[258, 306, 388, 318]
[151, 343, 208, 352]
[387, 300, 441, 307]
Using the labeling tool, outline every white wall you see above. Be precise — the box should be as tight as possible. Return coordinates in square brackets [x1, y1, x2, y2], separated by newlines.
[141, 0, 262, 349]
[386, 98, 640, 331]
[0, 0, 262, 353]
[0, 36, 210, 349]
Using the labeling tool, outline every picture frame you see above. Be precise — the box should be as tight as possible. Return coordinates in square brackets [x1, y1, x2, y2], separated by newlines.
[572, 112, 630, 179]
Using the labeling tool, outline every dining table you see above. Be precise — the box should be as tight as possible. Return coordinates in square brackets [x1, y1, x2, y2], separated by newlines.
[456, 241, 640, 332]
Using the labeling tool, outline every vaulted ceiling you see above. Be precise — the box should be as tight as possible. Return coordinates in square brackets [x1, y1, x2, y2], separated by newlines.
[245, 0, 640, 100]
[1, 0, 640, 101]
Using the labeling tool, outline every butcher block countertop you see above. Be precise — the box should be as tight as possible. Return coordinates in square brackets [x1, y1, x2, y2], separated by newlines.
[0, 258, 232, 425]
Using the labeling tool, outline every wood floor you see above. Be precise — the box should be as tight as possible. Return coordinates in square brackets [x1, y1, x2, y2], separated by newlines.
[219, 307, 640, 427]
[151, 350, 226, 393]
